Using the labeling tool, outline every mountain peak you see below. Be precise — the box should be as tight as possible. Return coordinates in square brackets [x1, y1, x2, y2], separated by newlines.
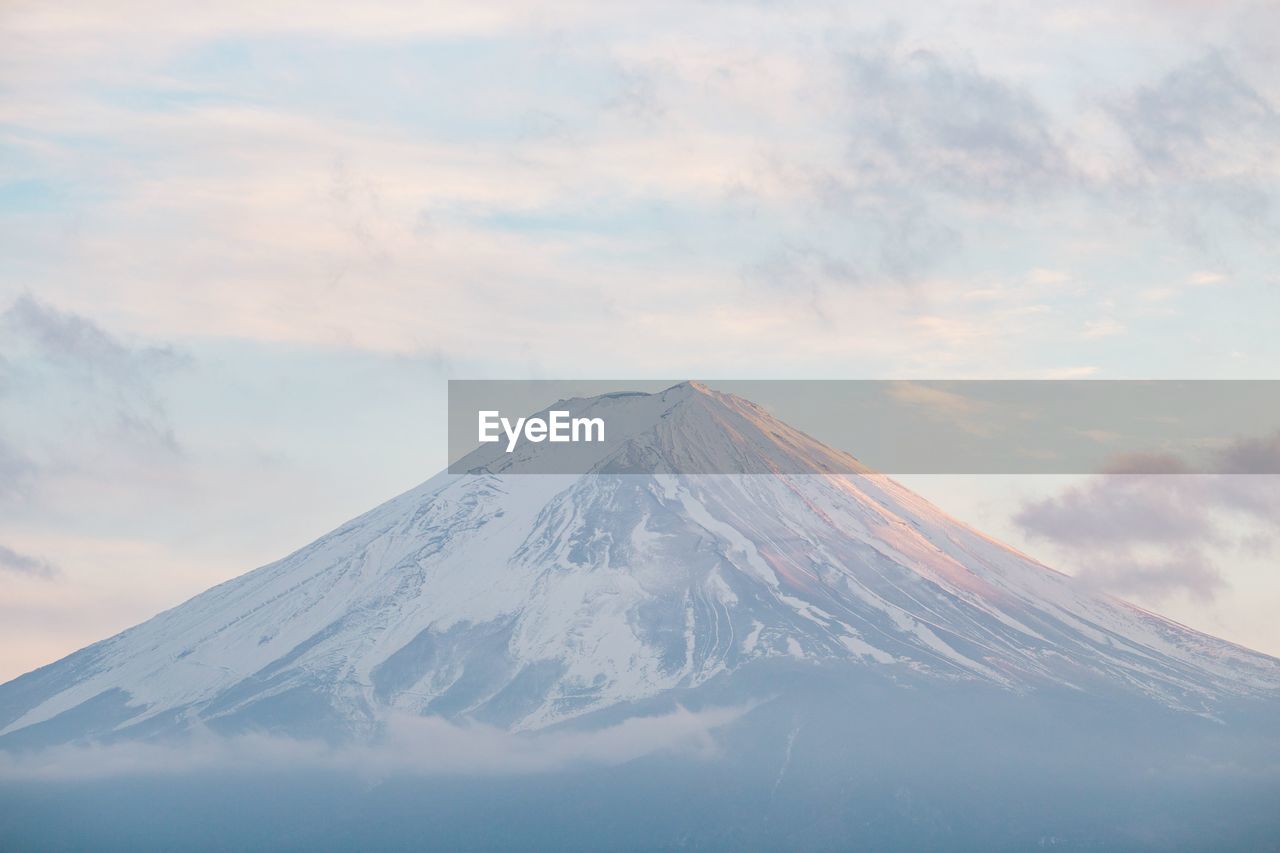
[663, 379, 713, 395]
[459, 382, 869, 477]
[3, 386, 1279, 747]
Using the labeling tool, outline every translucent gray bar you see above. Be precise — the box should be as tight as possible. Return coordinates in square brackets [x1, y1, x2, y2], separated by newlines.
[447, 380, 1280, 475]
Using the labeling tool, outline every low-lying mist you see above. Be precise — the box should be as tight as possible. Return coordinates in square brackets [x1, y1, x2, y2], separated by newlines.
[0, 704, 748, 782]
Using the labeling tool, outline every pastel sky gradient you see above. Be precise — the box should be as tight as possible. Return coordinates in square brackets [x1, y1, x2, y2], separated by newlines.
[2, 0, 1280, 679]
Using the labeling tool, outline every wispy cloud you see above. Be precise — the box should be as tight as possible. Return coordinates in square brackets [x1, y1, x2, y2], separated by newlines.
[1, 2, 1274, 383]
[837, 43, 1072, 202]
[0, 544, 59, 580]
[1111, 53, 1277, 177]
[2, 295, 186, 447]
[0, 295, 188, 507]
[1081, 319, 1125, 339]
[1105, 52, 1280, 244]
[887, 382, 984, 418]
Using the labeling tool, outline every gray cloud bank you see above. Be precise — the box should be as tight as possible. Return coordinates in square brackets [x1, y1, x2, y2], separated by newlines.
[1016, 432, 1280, 602]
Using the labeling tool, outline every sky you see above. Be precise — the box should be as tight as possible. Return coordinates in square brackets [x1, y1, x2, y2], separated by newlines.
[2, 0, 1280, 680]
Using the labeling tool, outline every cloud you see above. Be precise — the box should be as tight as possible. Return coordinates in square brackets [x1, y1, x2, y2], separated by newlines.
[0, 704, 749, 782]
[738, 40, 1279, 307]
[1028, 269, 1072, 286]
[1059, 548, 1227, 604]
[0, 544, 59, 580]
[838, 45, 1072, 202]
[1016, 477, 1230, 602]
[1111, 53, 1277, 175]
[743, 39, 1074, 292]
[1189, 271, 1228, 286]
[1081, 319, 1125, 339]
[1, 295, 187, 450]
[0, 437, 36, 503]
[1215, 431, 1280, 475]
[4, 1, 1272, 378]
[1040, 367, 1099, 379]
[0, 295, 189, 507]
[1015, 432, 1280, 602]
[1017, 475, 1214, 546]
[1107, 52, 1280, 241]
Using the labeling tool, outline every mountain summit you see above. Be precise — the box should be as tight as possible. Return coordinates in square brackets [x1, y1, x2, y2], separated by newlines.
[2, 383, 1278, 748]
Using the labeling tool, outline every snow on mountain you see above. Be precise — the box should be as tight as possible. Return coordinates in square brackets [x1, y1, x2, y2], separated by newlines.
[2, 382, 1278, 747]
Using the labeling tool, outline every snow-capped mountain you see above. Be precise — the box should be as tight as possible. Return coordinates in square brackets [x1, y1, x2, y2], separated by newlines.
[2, 382, 1278, 748]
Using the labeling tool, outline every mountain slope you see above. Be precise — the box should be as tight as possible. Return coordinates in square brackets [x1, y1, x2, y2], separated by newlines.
[2, 382, 1278, 747]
